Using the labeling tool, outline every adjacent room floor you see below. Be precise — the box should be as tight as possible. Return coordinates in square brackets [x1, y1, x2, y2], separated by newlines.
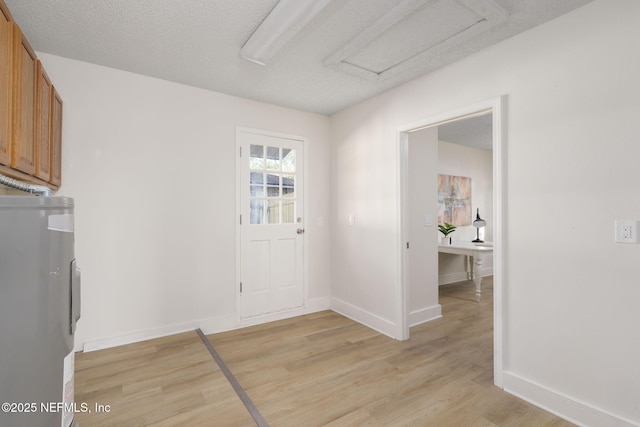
[74, 278, 574, 426]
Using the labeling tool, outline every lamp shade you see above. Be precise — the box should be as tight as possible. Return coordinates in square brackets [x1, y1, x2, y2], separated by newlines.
[472, 208, 485, 227]
[473, 218, 486, 228]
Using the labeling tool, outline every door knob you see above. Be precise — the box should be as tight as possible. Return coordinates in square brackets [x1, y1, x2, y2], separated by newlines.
[297, 228, 305, 235]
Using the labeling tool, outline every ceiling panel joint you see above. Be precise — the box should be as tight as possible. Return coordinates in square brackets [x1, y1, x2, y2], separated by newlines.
[324, 0, 509, 81]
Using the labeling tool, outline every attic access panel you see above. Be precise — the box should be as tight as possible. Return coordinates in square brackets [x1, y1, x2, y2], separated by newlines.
[324, 0, 508, 80]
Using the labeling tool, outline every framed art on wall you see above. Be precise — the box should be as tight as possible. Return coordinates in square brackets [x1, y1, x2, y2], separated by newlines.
[437, 174, 471, 226]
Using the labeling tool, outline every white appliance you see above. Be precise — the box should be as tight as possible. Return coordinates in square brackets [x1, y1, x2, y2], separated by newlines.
[0, 196, 81, 427]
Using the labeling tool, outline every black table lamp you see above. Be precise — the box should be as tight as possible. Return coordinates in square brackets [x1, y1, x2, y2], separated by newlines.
[472, 208, 486, 243]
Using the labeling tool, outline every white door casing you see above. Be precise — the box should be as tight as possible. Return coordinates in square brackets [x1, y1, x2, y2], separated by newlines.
[397, 95, 506, 388]
[237, 129, 305, 319]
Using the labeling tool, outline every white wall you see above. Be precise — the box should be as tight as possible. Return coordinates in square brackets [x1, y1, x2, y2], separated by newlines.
[330, 0, 640, 425]
[37, 53, 332, 351]
[438, 140, 493, 284]
[0, 186, 24, 195]
[407, 128, 440, 326]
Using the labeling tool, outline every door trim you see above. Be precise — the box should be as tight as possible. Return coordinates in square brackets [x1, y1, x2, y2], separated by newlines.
[396, 95, 507, 388]
[235, 126, 309, 325]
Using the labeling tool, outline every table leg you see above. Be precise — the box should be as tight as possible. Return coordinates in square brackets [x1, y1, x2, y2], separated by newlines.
[474, 255, 483, 302]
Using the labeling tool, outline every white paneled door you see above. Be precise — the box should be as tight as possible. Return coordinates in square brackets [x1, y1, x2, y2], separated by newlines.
[238, 130, 305, 319]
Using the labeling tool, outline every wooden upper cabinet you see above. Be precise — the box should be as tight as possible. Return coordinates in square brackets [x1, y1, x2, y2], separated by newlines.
[0, 0, 62, 188]
[0, 0, 12, 167]
[50, 88, 62, 186]
[35, 61, 52, 181]
[12, 24, 37, 175]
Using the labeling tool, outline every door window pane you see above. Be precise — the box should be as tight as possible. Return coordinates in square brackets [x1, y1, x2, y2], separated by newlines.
[282, 175, 295, 198]
[282, 148, 295, 172]
[250, 200, 265, 224]
[266, 200, 280, 224]
[266, 174, 280, 197]
[282, 200, 295, 223]
[247, 142, 300, 227]
[266, 146, 280, 171]
[250, 172, 264, 197]
[250, 145, 265, 170]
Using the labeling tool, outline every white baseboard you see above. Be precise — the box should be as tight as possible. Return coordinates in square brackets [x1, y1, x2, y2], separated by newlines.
[409, 304, 442, 327]
[197, 314, 237, 335]
[82, 321, 198, 353]
[330, 296, 397, 339]
[199, 296, 331, 335]
[480, 265, 493, 277]
[439, 272, 470, 285]
[439, 268, 494, 286]
[307, 296, 331, 312]
[81, 297, 331, 352]
[503, 371, 639, 427]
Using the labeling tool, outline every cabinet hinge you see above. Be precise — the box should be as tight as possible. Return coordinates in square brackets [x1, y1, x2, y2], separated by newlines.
[239, 146, 242, 157]
[406, 242, 410, 249]
[240, 214, 242, 225]
[240, 282, 243, 293]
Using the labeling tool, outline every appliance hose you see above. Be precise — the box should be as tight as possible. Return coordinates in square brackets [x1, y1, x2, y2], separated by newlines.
[0, 173, 52, 196]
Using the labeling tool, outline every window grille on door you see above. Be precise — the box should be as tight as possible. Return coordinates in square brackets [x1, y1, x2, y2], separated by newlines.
[249, 144, 296, 225]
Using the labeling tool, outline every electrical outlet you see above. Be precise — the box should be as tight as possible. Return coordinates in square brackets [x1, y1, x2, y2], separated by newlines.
[615, 220, 639, 243]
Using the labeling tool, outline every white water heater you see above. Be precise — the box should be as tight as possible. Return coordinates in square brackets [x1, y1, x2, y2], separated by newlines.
[0, 196, 81, 427]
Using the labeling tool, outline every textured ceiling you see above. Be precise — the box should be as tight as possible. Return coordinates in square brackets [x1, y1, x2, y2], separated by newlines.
[5, 0, 593, 116]
[439, 113, 493, 151]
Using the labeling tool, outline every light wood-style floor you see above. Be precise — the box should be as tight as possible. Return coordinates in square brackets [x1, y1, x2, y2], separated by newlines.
[74, 278, 575, 426]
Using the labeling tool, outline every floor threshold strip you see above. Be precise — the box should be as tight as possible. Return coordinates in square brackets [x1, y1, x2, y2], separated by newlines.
[196, 328, 269, 427]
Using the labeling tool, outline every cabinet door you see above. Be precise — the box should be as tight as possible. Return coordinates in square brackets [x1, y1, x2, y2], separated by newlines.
[50, 88, 62, 186]
[35, 61, 52, 181]
[0, 0, 12, 166]
[11, 25, 37, 175]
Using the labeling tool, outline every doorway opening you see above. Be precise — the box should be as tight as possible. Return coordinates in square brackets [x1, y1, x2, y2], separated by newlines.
[397, 96, 506, 388]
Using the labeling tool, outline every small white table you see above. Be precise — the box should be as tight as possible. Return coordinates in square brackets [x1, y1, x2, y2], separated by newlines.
[438, 242, 493, 301]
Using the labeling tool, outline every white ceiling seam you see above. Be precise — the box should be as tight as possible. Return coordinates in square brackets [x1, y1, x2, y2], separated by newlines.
[323, 0, 509, 81]
[323, 0, 430, 78]
[240, 0, 333, 66]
